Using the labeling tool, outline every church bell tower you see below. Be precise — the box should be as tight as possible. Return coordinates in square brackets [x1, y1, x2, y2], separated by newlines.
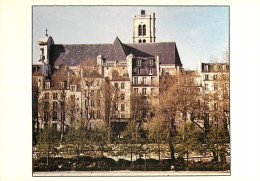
[133, 10, 156, 43]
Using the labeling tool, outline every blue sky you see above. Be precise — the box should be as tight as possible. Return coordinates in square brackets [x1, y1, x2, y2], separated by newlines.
[33, 6, 229, 70]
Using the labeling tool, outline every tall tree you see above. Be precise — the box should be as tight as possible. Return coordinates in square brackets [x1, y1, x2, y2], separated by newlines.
[36, 122, 60, 165]
[89, 121, 109, 157]
[156, 73, 182, 162]
[147, 115, 168, 162]
[175, 121, 203, 164]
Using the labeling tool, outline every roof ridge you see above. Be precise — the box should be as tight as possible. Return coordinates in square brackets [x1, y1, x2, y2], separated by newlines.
[54, 43, 113, 46]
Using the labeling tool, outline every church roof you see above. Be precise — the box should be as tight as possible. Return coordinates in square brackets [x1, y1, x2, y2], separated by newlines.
[49, 37, 182, 67]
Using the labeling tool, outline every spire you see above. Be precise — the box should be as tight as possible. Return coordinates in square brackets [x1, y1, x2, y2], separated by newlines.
[45, 28, 48, 37]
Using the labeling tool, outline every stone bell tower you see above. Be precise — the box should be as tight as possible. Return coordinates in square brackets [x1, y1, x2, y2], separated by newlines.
[133, 10, 156, 43]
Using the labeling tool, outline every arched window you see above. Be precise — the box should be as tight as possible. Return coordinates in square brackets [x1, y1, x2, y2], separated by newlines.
[139, 39, 142, 43]
[143, 25, 146, 36]
[143, 39, 146, 43]
[138, 25, 142, 36]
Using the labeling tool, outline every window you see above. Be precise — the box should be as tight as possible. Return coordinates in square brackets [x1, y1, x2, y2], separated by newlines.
[121, 83, 125, 89]
[121, 93, 125, 100]
[137, 59, 142, 66]
[204, 74, 209, 80]
[71, 95, 75, 101]
[53, 111, 57, 121]
[138, 68, 141, 75]
[61, 112, 65, 121]
[45, 82, 50, 89]
[204, 64, 208, 72]
[143, 77, 146, 85]
[59, 82, 64, 89]
[214, 103, 218, 110]
[114, 83, 118, 88]
[138, 25, 142, 36]
[70, 85, 76, 91]
[91, 100, 95, 107]
[143, 39, 146, 43]
[151, 88, 155, 96]
[85, 99, 88, 107]
[113, 104, 118, 111]
[139, 39, 142, 43]
[133, 77, 138, 85]
[149, 59, 153, 66]
[53, 102, 58, 110]
[121, 104, 125, 112]
[134, 88, 138, 95]
[149, 68, 153, 75]
[97, 110, 101, 119]
[142, 88, 147, 96]
[44, 93, 49, 99]
[205, 83, 209, 90]
[214, 83, 218, 91]
[53, 93, 58, 100]
[41, 48, 44, 58]
[60, 101, 65, 109]
[213, 74, 217, 80]
[92, 110, 95, 119]
[222, 65, 226, 71]
[44, 101, 49, 110]
[151, 77, 155, 85]
[143, 25, 146, 36]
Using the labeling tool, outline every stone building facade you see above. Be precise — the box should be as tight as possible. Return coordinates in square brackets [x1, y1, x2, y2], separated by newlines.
[32, 10, 183, 136]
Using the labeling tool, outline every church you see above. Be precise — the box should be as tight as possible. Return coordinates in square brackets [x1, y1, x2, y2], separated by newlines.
[32, 10, 184, 137]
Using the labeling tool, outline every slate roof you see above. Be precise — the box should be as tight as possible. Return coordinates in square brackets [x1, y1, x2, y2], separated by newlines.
[49, 37, 182, 67]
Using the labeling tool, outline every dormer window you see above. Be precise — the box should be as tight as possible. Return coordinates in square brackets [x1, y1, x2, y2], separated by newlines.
[70, 85, 77, 92]
[45, 81, 50, 89]
[149, 59, 153, 66]
[204, 64, 208, 72]
[222, 64, 226, 71]
[137, 59, 142, 66]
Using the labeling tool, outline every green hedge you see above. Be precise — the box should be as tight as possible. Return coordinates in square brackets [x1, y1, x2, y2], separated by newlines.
[33, 156, 230, 171]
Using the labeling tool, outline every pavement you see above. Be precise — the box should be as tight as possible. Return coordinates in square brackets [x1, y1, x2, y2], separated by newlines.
[33, 170, 230, 176]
